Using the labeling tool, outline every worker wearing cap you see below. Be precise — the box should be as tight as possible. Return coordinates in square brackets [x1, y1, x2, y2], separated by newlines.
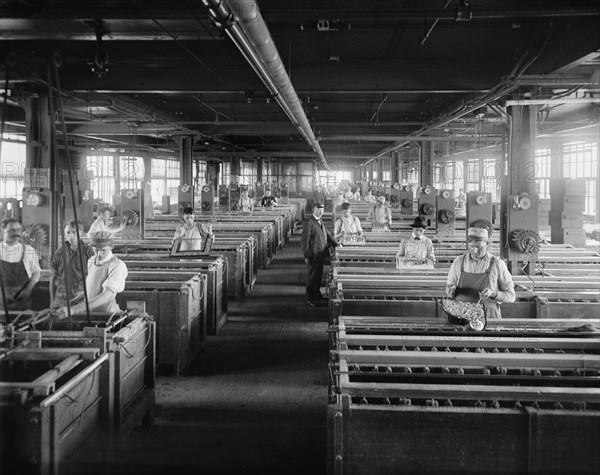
[56, 231, 128, 318]
[446, 227, 515, 319]
[367, 195, 393, 232]
[301, 201, 337, 306]
[0, 218, 41, 310]
[173, 207, 214, 251]
[398, 216, 435, 268]
[50, 220, 95, 309]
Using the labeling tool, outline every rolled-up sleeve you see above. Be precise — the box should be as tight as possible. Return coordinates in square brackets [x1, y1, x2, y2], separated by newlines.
[494, 259, 516, 303]
[427, 239, 436, 263]
[446, 256, 462, 297]
[102, 260, 128, 293]
[24, 245, 41, 279]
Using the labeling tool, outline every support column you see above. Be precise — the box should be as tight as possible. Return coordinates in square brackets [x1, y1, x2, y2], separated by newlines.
[502, 105, 539, 273]
[230, 157, 240, 184]
[392, 151, 400, 184]
[179, 136, 194, 187]
[257, 158, 264, 184]
[23, 94, 58, 267]
[419, 141, 434, 187]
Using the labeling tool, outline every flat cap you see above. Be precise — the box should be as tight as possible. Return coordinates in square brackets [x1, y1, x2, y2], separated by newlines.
[467, 227, 489, 241]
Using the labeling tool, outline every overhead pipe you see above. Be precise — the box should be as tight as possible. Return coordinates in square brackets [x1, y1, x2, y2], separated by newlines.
[201, 0, 328, 169]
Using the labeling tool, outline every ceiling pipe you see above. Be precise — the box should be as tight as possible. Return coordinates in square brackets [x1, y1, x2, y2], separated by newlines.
[201, 0, 328, 169]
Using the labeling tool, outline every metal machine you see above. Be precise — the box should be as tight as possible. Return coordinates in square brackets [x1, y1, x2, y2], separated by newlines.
[200, 184, 214, 215]
[178, 183, 194, 217]
[229, 183, 241, 211]
[255, 181, 264, 200]
[501, 191, 541, 274]
[393, 184, 413, 215]
[466, 191, 492, 236]
[218, 184, 230, 210]
[120, 188, 144, 240]
[418, 185, 436, 225]
[280, 181, 289, 204]
[21, 187, 52, 268]
[436, 189, 455, 236]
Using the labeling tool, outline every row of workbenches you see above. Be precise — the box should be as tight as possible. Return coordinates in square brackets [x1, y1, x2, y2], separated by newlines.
[31, 199, 306, 377]
[0, 199, 307, 475]
[326, 237, 600, 474]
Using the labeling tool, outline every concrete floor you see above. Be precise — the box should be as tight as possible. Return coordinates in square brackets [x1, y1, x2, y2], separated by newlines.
[66, 230, 330, 475]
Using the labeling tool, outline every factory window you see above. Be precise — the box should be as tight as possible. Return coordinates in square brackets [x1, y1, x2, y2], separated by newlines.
[535, 148, 552, 198]
[0, 134, 26, 198]
[563, 142, 598, 217]
[220, 161, 231, 185]
[120, 156, 144, 191]
[466, 159, 480, 191]
[195, 160, 207, 186]
[371, 171, 378, 180]
[151, 158, 180, 205]
[86, 154, 115, 204]
[240, 160, 257, 187]
[382, 170, 391, 182]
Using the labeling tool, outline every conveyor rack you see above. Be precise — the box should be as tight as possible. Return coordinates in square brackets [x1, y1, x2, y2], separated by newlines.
[328, 319, 600, 474]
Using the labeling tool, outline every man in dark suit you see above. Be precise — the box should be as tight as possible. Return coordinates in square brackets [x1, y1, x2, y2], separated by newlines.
[301, 202, 337, 306]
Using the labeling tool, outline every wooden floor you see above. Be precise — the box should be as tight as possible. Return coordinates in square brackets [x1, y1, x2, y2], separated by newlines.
[65, 230, 330, 475]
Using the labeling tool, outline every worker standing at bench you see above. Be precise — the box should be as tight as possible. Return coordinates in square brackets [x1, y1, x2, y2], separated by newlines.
[87, 206, 127, 239]
[363, 189, 376, 203]
[56, 231, 128, 318]
[367, 195, 392, 232]
[50, 220, 95, 309]
[260, 189, 278, 208]
[398, 216, 435, 268]
[238, 189, 254, 214]
[173, 207, 214, 251]
[0, 218, 41, 311]
[334, 202, 363, 244]
[302, 202, 337, 306]
[446, 227, 515, 319]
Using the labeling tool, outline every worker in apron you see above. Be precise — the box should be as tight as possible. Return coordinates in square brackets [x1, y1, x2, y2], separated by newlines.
[446, 227, 515, 318]
[0, 219, 41, 311]
[55, 231, 128, 318]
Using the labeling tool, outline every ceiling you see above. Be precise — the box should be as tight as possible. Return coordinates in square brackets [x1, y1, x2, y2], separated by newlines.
[1, 0, 599, 168]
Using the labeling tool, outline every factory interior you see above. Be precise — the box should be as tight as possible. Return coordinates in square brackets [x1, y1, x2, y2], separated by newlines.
[1, 1, 599, 474]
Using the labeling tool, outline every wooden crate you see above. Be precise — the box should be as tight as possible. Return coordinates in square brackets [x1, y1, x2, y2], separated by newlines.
[116, 275, 207, 376]
[0, 348, 114, 475]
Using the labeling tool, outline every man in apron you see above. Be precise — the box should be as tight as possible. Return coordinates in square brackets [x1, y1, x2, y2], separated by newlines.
[445, 227, 515, 319]
[50, 220, 95, 309]
[55, 231, 128, 318]
[0, 219, 41, 311]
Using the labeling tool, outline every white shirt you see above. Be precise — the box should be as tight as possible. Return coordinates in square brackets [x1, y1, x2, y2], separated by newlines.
[87, 253, 128, 294]
[398, 232, 435, 262]
[0, 242, 42, 278]
[364, 194, 376, 203]
[334, 215, 363, 237]
[87, 217, 110, 239]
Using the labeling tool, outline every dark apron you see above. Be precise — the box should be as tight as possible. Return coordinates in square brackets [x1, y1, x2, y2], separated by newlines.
[0, 247, 32, 311]
[454, 255, 501, 319]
